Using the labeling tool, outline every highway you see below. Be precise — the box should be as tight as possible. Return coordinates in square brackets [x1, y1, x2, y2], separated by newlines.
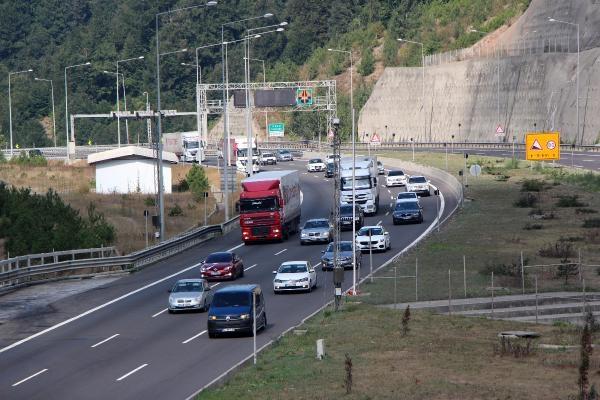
[0, 158, 460, 400]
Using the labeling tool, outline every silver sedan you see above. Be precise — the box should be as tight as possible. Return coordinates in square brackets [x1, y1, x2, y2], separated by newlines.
[300, 218, 333, 245]
[168, 279, 213, 313]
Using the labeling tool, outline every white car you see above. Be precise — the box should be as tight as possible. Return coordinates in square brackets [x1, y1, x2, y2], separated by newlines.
[260, 152, 277, 165]
[273, 261, 317, 293]
[396, 191, 419, 203]
[355, 226, 390, 252]
[377, 161, 385, 175]
[325, 154, 340, 164]
[307, 158, 326, 172]
[236, 159, 260, 174]
[406, 175, 431, 196]
[386, 170, 408, 187]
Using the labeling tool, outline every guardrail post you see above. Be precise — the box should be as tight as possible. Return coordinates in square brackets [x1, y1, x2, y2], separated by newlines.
[72, 251, 75, 261]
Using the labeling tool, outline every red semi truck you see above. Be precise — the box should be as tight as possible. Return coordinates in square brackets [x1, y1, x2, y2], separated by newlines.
[239, 170, 301, 243]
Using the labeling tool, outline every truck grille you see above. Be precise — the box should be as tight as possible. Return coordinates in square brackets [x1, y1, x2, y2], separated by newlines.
[251, 226, 270, 236]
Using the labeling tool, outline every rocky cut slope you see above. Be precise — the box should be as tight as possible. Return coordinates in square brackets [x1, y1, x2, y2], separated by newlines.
[359, 0, 600, 145]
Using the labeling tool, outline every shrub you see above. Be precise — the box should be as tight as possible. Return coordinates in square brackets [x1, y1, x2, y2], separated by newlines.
[144, 196, 156, 207]
[576, 208, 598, 215]
[538, 240, 575, 259]
[504, 158, 520, 169]
[186, 165, 209, 201]
[583, 219, 600, 228]
[482, 259, 526, 277]
[523, 223, 543, 230]
[521, 179, 546, 192]
[358, 47, 375, 76]
[555, 195, 586, 208]
[168, 204, 183, 216]
[514, 193, 538, 208]
[172, 179, 189, 193]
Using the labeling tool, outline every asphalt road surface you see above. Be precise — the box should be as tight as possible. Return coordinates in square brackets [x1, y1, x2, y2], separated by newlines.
[0, 159, 460, 400]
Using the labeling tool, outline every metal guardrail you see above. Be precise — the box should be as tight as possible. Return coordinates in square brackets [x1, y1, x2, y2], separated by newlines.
[0, 217, 240, 294]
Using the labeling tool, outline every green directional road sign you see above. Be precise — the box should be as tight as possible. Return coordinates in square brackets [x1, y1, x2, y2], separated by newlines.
[268, 122, 285, 137]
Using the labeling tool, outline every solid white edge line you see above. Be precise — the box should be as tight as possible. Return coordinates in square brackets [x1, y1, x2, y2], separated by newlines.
[244, 264, 258, 271]
[151, 308, 168, 318]
[12, 369, 48, 387]
[274, 249, 287, 256]
[116, 363, 148, 382]
[91, 333, 120, 348]
[0, 261, 203, 354]
[227, 243, 244, 252]
[182, 330, 207, 344]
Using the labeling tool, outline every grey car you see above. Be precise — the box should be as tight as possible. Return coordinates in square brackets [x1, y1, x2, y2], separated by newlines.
[321, 241, 362, 271]
[276, 149, 293, 161]
[168, 279, 213, 313]
[300, 218, 333, 245]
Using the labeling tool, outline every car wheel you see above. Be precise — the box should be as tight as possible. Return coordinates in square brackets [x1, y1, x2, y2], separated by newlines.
[300, 240, 305, 246]
[208, 330, 216, 339]
[393, 219, 398, 225]
[168, 309, 174, 314]
[308, 281, 313, 293]
[262, 313, 268, 330]
[240, 267, 245, 278]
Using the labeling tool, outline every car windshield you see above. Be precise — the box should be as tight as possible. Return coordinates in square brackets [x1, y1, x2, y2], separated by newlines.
[409, 176, 427, 183]
[327, 163, 334, 170]
[263, 153, 273, 157]
[397, 192, 417, 199]
[278, 264, 308, 273]
[310, 159, 323, 163]
[212, 292, 250, 307]
[341, 177, 371, 190]
[279, 150, 290, 154]
[184, 141, 199, 149]
[172, 281, 203, 293]
[325, 242, 353, 252]
[339, 205, 356, 216]
[304, 220, 329, 229]
[205, 253, 232, 263]
[240, 197, 279, 212]
[358, 227, 383, 236]
[395, 202, 420, 211]
[388, 170, 404, 176]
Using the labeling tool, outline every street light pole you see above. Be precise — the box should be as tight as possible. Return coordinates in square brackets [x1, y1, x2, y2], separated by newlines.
[247, 57, 267, 135]
[35, 77, 56, 147]
[155, 1, 216, 241]
[549, 17, 580, 144]
[64, 62, 91, 161]
[328, 47, 356, 295]
[398, 38, 425, 141]
[8, 69, 33, 156]
[116, 56, 144, 147]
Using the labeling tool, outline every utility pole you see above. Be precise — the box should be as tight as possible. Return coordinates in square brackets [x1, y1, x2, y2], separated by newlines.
[332, 118, 343, 311]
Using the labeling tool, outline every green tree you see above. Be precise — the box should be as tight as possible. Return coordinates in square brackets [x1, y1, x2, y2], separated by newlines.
[382, 33, 398, 66]
[186, 165, 209, 201]
[358, 47, 375, 76]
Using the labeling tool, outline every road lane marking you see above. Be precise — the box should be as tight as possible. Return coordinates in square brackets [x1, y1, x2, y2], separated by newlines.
[210, 283, 222, 289]
[385, 211, 389, 216]
[116, 364, 148, 382]
[151, 308, 168, 318]
[390, 196, 394, 200]
[274, 249, 287, 256]
[244, 264, 258, 271]
[377, 220, 382, 226]
[575, 165, 584, 168]
[583, 159, 595, 162]
[182, 330, 207, 344]
[227, 243, 244, 252]
[0, 260, 205, 354]
[91, 334, 120, 348]
[12, 369, 48, 387]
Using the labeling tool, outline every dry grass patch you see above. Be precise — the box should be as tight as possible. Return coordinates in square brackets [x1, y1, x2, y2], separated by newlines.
[201, 305, 593, 400]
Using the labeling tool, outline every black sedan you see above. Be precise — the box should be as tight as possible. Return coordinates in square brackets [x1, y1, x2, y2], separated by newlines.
[392, 200, 423, 224]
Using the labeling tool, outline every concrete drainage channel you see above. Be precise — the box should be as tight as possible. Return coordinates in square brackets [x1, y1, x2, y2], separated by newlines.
[382, 292, 600, 326]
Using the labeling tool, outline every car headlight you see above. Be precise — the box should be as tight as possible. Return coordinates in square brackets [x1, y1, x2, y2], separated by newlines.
[301, 232, 308, 238]
[209, 315, 217, 320]
[240, 314, 250, 320]
[339, 256, 351, 262]
[322, 257, 331, 263]
[274, 279, 283, 283]
[298, 277, 309, 282]
[322, 231, 329, 237]
[169, 297, 175, 304]
[378, 238, 385, 242]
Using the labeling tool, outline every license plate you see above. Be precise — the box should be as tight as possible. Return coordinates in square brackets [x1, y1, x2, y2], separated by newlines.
[211, 271, 220, 276]
[222, 328, 235, 332]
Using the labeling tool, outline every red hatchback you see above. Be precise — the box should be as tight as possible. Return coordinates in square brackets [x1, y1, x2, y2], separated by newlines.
[200, 252, 244, 281]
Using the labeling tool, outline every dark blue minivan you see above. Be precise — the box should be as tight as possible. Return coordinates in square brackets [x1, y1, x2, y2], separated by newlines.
[207, 284, 267, 338]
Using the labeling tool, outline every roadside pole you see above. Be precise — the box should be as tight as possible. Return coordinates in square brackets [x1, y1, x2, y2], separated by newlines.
[369, 230, 373, 283]
[253, 291, 257, 365]
[204, 192, 208, 226]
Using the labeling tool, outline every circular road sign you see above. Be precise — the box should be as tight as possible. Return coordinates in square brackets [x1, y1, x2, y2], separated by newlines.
[469, 164, 482, 177]
[547, 140, 556, 150]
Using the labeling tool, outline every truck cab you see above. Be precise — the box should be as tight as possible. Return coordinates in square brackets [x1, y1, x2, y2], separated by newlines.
[339, 159, 380, 215]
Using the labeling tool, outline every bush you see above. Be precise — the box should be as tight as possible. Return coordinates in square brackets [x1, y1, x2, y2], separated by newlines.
[144, 196, 156, 207]
[555, 195, 586, 208]
[521, 179, 546, 192]
[576, 208, 598, 215]
[10, 151, 47, 166]
[583, 219, 600, 228]
[482, 259, 526, 277]
[358, 47, 375, 76]
[504, 158, 520, 169]
[168, 204, 183, 217]
[172, 179, 189, 193]
[538, 240, 575, 259]
[514, 193, 538, 208]
[523, 223, 543, 230]
[186, 165, 209, 201]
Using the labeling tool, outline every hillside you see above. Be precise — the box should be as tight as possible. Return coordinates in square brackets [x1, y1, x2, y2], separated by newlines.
[0, 0, 530, 147]
[359, 0, 600, 144]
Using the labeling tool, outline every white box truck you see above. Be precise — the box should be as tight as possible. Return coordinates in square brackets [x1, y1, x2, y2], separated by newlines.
[163, 131, 205, 162]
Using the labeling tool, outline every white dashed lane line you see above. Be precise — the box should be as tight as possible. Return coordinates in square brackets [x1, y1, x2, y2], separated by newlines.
[151, 309, 168, 318]
[116, 364, 148, 382]
[12, 369, 48, 387]
[244, 264, 258, 271]
[91, 334, 120, 348]
[182, 330, 207, 344]
[274, 249, 287, 256]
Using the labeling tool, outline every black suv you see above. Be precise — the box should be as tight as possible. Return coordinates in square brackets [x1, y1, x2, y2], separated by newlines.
[339, 204, 364, 231]
[325, 162, 334, 178]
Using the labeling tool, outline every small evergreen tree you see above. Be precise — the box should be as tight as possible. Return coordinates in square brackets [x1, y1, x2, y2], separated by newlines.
[402, 305, 411, 336]
[358, 47, 375, 76]
[186, 165, 210, 201]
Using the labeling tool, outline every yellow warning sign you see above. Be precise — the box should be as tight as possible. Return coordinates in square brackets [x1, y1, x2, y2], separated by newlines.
[525, 132, 560, 161]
